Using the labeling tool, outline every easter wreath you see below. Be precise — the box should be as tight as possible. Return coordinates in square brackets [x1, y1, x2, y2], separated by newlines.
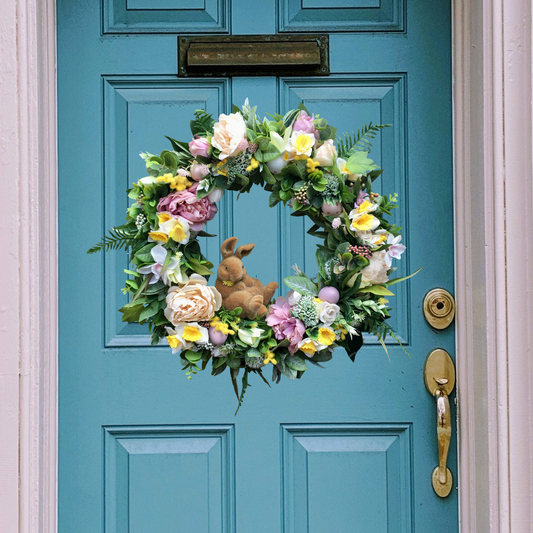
[89, 100, 418, 410]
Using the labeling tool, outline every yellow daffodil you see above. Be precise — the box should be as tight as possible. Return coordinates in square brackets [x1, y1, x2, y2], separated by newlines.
[357, 200, 376, 214]
[350, 213, 380, 232]
[217, 161, 228, 176]
[158, 212, 172, 224]
[166, 335, 180, 349]
[158, 216, 191, 245]
[298, 340, 318, 356]
[168, 221, 186, 242]
[246, 157, 259, 172]
[182, 325, 203, 342]
[264, 351, 277, 365]
[317, 327, 336, 346]
[148, 231, 169, 243]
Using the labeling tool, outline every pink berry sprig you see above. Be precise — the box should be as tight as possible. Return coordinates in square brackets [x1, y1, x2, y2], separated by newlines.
[348, 244, 372, 259]
[294, 185, 310, 205]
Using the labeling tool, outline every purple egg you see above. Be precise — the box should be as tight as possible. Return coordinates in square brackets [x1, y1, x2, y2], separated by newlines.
[209, 326, 227, 345]
[321, 201, 343, 216]
[318, 286, 340, 304]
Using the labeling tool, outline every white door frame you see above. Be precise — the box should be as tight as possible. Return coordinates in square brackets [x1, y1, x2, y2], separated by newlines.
[1, 0, 532, 531]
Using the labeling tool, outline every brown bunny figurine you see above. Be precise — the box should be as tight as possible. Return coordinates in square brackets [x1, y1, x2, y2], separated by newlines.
[215, 237, 278, 320]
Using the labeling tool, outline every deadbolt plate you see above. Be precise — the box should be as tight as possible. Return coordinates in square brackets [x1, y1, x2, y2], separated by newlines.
[424, 348, 455, 396]
[423, 288, 455, 329]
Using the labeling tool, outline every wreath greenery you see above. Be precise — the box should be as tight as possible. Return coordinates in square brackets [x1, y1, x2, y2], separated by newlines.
[89, 100, 418, 411]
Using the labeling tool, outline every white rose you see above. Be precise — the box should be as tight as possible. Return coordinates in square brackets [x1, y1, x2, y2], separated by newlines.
[207, 187, 225, 203]
[314, 139, 337, 166]
[318, 301, 341, 326]
[237, 326, 264, 346]
[212, 112, 247, 160]
[360, 251, 389, 287]
[164, 274, 222, 325]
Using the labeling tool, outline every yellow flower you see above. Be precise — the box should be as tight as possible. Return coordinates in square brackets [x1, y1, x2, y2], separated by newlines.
[351, 213, 379, 231]
[166, 335, 180, 349]
[264, 351, 277, 365]
[317, 327, 336, 346]
[168, 221, 186, 242]
[223, 280, 234, 287]
[217, 161, 228, 176]
[314, 297, 323, 304]
[246, 157, 259, 172]
[182, 326, 203, 342]
[378, 298, 389, 306]
[293, 134, 314, 154]
[306, 158, 320, 173]
[336, 327, 348, 340]
[171, 175, 192, 191]
[375, 233, 387, 244]
[210, 317, 233, 335]
[158, 213, 172, 224]
[157, 173, 174, 184]
[148, 231, 169, 243]
[299, 340, 318, 356]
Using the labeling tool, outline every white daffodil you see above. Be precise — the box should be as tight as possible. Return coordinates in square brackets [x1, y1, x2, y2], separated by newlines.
[284, 130, 316, 161]
[336, 157, 362, 182]
[136, 244, 183, 286]
[356, 229, 389, 247]
[237, 326, 264, 346]
[165, 323, 209, 354]
[157, 212, 191, 244]
[348, 200, 380, 232]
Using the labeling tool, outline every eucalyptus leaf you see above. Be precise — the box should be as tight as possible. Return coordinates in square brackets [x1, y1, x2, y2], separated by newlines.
[285, 355, 308, 371]
[283, 276, 318, 296]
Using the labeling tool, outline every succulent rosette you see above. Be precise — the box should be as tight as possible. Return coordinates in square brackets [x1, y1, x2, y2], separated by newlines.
[88, 100, 417, 411]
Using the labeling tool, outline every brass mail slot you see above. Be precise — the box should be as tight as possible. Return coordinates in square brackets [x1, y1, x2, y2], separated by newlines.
[178, 35, 329, 77]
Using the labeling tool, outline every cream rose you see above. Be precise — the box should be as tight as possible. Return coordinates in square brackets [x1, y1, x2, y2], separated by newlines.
[212, 112, 247, 160]
[318, 301, 340, 326]
[360, 251, 389, 287]
[314, 139, 337, 166]
[164, 274, 222, 325]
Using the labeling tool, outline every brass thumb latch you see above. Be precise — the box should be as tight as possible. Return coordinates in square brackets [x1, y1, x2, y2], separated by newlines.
[424, 348, 456, 497]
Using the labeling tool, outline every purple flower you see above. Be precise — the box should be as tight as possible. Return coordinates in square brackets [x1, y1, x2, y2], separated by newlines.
[292, 111, 319, 140]
[157, 182, 217, 231]
[385, 234, 406, 267]
[189, 137, 210, 158]
[356, 191, 369, 206]
[266, 297, 306, 354]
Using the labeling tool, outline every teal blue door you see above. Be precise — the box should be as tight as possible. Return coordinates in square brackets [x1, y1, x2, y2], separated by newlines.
[58, 1, 457, 531]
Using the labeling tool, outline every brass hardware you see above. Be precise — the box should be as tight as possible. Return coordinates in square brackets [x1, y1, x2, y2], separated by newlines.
[178, 34, 329, 78]
[423, 288, 455, 329]
[424, 348, 455, 498]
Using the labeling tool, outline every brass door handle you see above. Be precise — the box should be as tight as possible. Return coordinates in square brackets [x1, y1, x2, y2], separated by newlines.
[424, 349, 455, 497]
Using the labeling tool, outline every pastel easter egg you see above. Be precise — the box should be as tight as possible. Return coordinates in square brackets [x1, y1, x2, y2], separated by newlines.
[209, 326, 227, 345]
[267, 155, 288, 175]
[321, 201, 343, 216]
[318, 286, 340, 304]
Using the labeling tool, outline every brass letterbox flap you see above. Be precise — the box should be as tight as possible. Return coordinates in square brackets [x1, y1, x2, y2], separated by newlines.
[178, 34, 329, 77]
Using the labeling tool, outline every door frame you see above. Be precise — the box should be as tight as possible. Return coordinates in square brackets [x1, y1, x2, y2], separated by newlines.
[2, 0, 532, 530]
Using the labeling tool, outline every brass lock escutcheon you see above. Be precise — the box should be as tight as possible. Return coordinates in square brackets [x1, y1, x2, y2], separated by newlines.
[424, 348, 455, 498]
[423, 288, 455, 329]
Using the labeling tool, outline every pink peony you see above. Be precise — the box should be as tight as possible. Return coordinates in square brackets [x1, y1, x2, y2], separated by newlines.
[189, 137, 210, 158]
[292, 111, 319, 139]
[157, 182, 217, 231]
[266, 297, 306, 354]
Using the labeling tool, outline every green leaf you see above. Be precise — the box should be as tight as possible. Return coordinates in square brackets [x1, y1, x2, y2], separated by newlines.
[139, 300, 160, 321]
[386, 267, 423, 286]
[283, 276, 318, 296]
[255, 143, 281, 163]
[346, 151, 379, 175]
[357, 285, 395, 296]
[184, 350, 202, 363]
[119, 303, 144, 323]
[188, 257, 214, 276]
[285, 355, 308, 371]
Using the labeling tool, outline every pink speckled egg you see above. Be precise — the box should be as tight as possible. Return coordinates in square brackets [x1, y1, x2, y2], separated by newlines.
[321, 201, 343, 216]
[318, 286, 340, 304]
[209, 327, 227, 345]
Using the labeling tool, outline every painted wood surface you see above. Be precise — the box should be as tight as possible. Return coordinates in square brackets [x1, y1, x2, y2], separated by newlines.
[57, 0, 458, 531]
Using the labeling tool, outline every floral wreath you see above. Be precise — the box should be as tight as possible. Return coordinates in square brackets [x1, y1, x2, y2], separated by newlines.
[89, 100, 418, 411]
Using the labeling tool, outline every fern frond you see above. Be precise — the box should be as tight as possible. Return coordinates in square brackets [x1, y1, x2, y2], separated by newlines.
[87, 228, 138, 254]
[191, 109, 215, 136]
[336, 123, 391, 158]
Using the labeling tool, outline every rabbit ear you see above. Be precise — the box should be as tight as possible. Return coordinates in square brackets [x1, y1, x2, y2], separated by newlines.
[221, 237, 238, 258]
[235, 243, 255, 259]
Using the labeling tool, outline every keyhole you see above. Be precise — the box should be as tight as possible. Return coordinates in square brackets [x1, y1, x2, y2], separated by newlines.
[436, 302, 445, 310]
